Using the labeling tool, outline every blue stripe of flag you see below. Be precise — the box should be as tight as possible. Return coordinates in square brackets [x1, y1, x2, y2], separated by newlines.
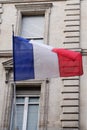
[13, 36, 35, 81]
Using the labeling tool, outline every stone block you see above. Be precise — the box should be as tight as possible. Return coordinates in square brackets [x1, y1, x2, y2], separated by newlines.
[62, 87, 79, 93]
[66, 0, 80, 4]
[62, 121, 79, 128]
[65, 5, 80, 10]
[64, 32, 80, 37]
[62, 93, 79, 99]
[65, 10, 80, 15]
[61, 100, 79, 106]
[65, 26, 79, 31]
[63, 80, 79, 86]
[60, 114, 79, 120]
[63, 107, 79, 113]
[64, 37, 79, 43]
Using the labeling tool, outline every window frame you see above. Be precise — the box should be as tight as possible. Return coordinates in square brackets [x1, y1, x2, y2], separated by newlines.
[15, 3, 53, 44]
[20, 14, 44, 41]
[16, 95, 40, 130]
[10, 80, 49, 130]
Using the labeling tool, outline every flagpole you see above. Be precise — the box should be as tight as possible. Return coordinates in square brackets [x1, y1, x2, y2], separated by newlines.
[12, 25, 17, 130]
[13, 82, 16, 130]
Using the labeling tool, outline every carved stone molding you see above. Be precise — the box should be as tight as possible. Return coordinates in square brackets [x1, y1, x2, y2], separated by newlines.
[0, 4, 3, 24]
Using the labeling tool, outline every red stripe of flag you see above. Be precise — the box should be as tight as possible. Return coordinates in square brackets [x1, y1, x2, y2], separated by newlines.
[52, 48, 83, 77]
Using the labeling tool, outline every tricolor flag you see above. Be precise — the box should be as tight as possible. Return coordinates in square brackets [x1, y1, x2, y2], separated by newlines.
[13, 36, 83, 81]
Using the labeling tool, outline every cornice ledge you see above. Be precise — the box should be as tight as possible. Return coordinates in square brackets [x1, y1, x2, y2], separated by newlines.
[2, 58, 13, 71]
[15, 3, 53, 11]
[0, 50, 12, 57]
[0, 0, 66, 4]
[82, 49, 87, 56]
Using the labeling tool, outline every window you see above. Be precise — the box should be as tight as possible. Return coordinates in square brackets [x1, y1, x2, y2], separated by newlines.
[15, 3, 52, 44]
[11, 86, 41, 130]
[16, 96, 40, 130]
[21, 15, 44, 44]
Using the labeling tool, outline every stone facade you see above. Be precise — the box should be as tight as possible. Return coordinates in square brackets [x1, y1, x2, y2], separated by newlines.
[0, 0, 87, 130]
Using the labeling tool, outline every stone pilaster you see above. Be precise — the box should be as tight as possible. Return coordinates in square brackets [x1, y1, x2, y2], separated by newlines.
[63, 0, 80, 49]
[61, 0, 81, 130]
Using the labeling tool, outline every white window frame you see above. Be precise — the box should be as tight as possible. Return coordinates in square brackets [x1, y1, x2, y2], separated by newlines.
[21, 15, 45, 45]
[16, 95, 40, 130]
[10, 80, 49, 130]
[15, 3, 52, 44]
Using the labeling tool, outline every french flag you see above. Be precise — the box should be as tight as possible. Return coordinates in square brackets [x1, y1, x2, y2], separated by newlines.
[13, 36, 83, 81]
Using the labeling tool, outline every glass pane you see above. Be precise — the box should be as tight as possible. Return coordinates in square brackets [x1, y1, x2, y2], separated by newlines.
[29, 97, 39, 103]
[35, 39, 44, 44]
[16, 105, 24, 130]
[16, 97, 25, 103]
[27, 104, 39, 130]
[21, 16, 44, 38]
[30, 39, 44, 44]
